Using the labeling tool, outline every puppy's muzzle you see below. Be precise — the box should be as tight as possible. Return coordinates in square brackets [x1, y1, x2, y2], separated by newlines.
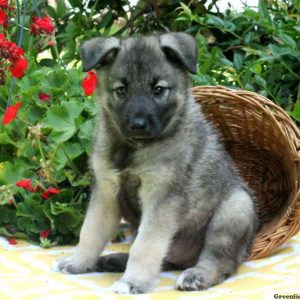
[130, 115, 150, 136]
[121, 97, 162, 141]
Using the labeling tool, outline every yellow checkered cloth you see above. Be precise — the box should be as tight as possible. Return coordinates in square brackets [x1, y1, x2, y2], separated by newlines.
[1, 232, 300, 300]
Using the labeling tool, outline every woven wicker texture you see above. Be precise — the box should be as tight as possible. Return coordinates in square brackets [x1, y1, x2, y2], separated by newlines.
[192, 86, 300, 260]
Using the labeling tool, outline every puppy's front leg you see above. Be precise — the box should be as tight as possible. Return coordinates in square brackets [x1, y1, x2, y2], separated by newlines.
[113, 198, 178, 294]
[55, 178, 121, 274]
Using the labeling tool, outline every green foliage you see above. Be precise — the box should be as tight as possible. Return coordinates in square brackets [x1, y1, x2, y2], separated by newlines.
[0, 0, 299, 246]
[174, 0, 300, 113]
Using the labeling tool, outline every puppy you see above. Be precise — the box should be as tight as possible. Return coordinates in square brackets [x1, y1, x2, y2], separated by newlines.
[55, 32, 260, 294]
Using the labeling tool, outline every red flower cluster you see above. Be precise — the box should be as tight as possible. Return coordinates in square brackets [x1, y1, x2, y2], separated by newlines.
[30, 16, 55, 36]
[40, 230, 50, 239]
[8, 238, 17, 245]
[2, 101, 21, 125]
[0, 8, 8, 28]
[38, 93, 51, 101]
[42, 187, 60, 199]
[15, 179, 61, 200]
[16, 179, 35, 192]
[82, 71, 98, 96]
[0, 0, 9, 9]
[0, 34, 28, 83]
[0, 1, 14, 29]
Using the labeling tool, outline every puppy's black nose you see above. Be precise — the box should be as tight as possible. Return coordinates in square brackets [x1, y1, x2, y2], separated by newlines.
[130, 116, 147, 132]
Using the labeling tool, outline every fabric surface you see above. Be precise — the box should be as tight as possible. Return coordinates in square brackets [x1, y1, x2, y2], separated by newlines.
[0, 232, 300, 300]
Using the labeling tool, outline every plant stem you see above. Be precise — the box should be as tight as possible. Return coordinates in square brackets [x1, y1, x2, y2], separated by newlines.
[280, 59, 300, 80]
[49, 143, 60, 165]
[36, 137, 56, 186]
[61, 143, 82, 176]
[18, 0, 27, 47]
[53, 44, 68, 73]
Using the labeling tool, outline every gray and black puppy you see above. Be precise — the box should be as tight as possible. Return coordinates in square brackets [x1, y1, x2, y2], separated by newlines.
[55, 33, 260, 294]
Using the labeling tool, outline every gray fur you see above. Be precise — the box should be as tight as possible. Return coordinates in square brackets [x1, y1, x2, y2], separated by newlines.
[55, 32, 260, 294]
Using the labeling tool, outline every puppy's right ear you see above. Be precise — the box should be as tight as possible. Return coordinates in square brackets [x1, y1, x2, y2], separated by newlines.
[80, 37, 121, 72]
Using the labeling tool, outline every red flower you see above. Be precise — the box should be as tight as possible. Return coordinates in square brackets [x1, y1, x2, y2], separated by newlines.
[38, 93, 50, 101]
[40, 230, 50, 239]
[0, 9, 8, 28]
[0, 40, 24, 63]
[82, 71, 97, 96]
[0, 0, 8, 8]
[8, 238, 17, 245]
[42, 187, 61, 199]
[2, 101, 22, 125]
[16, 179, 35, 192]
[47, 40, 55, 47]
[30, 16, 55, 36]
[8, 57, 28, 78]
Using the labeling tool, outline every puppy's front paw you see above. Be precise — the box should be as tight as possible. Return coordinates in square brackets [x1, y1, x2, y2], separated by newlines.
[53, 256, 95, 274]
[176, 267, 216, 291]
[112, 280, 147, 294]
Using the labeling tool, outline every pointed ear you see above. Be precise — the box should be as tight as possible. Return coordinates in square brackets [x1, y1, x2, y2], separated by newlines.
[80, 37, 121, 72]
[159, 32, 198, 74]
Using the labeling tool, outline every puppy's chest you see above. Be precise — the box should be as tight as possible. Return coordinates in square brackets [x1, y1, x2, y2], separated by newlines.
[118, 171, 142, 226]
[109, 144, 143, 225]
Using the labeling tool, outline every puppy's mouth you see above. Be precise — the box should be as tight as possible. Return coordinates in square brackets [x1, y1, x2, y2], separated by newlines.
[127, 134, 158, 144]
[130, 135, 154, 141]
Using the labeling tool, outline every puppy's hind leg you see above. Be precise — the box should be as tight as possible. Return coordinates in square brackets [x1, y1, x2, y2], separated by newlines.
[96, 253, 129, 273]
[176, 189, 257, 291]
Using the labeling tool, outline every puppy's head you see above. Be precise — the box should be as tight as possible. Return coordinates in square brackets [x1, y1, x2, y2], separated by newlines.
[81, 33, 197, 143]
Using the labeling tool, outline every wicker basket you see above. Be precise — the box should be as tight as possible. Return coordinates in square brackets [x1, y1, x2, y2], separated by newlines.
[192, 86, 300, 260]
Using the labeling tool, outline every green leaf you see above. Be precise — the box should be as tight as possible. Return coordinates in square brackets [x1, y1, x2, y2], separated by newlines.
[0, 132, 17, 146]
[293, 100, 300, 121]
[254, 75, 266, 88]
[83, 98, 96, 115]
[206, 14, 225, 27]
[278, 33, 297, 48]
[42, 101, 84, 143]
[250, 63, 262, 75]
[268, 45, 298, 59]
[258, 0, 272, 24]
[78, 119, 95, 154]
[180, 3, 192, 17]
[16, 140, 37, 159]
[16, 197, 44, 221]
[65, 69, 85, 97]
[71, 172, 91, 187]
[41, 69, 68, 96]
[56, 0, 67, 18]
[243, 32, 255, 44]
[233, 53, 243, 70]
[0, 161, 32, 185]
[52, 142, 85, 171]
[99, 9, 114, 29]
[0, 206, 15, 223]
[28, 106, 44, 124]
[0, 227, 28, 239]
[49, 201, 83, 234]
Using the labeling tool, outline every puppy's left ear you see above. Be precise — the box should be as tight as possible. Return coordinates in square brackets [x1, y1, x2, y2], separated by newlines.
[80, 37, 121, 72]
[159, 32, 197, 74]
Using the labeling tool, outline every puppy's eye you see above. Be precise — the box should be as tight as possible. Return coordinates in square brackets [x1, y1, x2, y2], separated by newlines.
[115, 86, 126, 96]
[154, 86, 166, 96]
